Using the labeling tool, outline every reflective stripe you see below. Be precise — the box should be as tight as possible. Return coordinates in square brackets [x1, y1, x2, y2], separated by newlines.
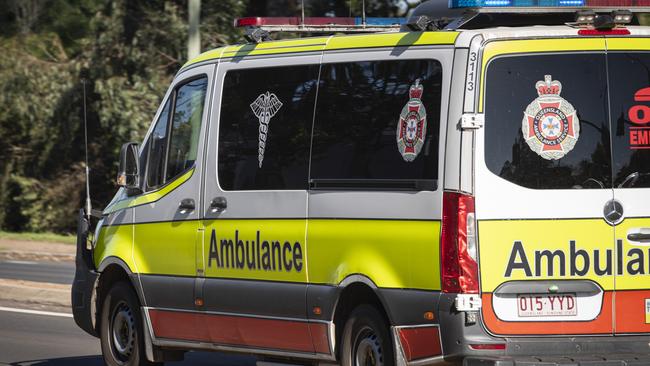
[103, 168, 194, 215]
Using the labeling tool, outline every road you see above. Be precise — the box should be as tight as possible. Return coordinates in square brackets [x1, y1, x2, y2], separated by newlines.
[0, 259, 258, 366]
[0, 310, 258, 366]
[0, 260, 74, 285]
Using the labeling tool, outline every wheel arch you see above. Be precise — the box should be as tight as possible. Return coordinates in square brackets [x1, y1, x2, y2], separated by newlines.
[332, 275, 394, 359]
[95, 256, 143, 333]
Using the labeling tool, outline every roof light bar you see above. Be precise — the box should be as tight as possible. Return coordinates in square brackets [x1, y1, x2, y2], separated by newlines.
[234, 17, 405, 33]
[450, 0, 650, 7]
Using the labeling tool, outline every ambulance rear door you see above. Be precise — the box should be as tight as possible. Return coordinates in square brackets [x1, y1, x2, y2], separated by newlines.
[475, 39, 616, 336]
[607, 37, 650, 335]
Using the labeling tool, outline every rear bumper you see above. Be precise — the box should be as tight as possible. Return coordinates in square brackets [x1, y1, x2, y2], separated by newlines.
[464, 355, 650, 366]
[438, 294, 650, 366]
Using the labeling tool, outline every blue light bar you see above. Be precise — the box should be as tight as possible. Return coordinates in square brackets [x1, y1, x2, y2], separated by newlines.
[354, 17, 407, 26]
[449, 0, 585, 7]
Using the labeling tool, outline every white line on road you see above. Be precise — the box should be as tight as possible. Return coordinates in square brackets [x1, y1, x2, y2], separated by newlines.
[2, 260, 38, 265]
[0, 306, 72, 318]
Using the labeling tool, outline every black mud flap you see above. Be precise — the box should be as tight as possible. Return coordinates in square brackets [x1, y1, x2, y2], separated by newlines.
[71, 209, 99, 337]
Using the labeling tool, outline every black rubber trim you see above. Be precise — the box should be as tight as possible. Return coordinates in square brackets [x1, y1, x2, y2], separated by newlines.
[377, 288, 441, 326]
[140, 274, 197, 311]
[72, 209, 99, 337]
[202, 277, 308, 319]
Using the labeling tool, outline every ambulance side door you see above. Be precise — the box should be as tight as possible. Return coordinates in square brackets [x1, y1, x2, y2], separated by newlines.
[200, 55, 320, 353]
[132, 65, 213, 327]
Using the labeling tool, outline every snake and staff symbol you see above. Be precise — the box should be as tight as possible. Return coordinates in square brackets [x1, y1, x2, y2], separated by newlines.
[250, 92, 283, 168]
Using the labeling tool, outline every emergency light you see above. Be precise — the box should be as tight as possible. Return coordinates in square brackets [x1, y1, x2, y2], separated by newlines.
[234, 16, 406, 35]
[450, 0, 650, 7]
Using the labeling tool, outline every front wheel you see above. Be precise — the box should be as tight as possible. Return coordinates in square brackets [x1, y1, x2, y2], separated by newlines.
[100, 281, 160, 366]
[341, 305, 395, 366]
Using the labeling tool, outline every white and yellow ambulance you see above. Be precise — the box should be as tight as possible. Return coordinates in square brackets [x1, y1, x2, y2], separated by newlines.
[72, 1, 650, 365]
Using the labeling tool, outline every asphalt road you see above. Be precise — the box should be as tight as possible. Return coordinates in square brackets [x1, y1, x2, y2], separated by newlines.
[0, 310, 258, 366]
[0, 260, 74, 285]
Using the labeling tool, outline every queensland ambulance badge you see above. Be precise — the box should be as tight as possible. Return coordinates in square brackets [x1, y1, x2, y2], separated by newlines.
[522, 75, 580, 160]
[397, 79, 427, 162]
[250, 92, 283, 168]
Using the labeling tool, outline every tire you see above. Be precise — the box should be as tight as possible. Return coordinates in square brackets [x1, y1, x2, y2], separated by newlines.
[340, 305, 395, 366]
[100, 281, 161, 366]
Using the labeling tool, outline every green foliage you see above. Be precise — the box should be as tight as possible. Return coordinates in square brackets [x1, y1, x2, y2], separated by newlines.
[0, 0, 246, 234]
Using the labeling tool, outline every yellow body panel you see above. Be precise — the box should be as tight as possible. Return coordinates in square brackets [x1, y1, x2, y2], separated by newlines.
[202, 219, 308, 283]
[478, 219, 615, 292]
[307, 219, 441, 290]
[478, 38, 606, 113]
[94, 220, 136, 271]
[132, 220, 199, 277]
[606, 38, 650, 50]
[614, 217, 650, 291]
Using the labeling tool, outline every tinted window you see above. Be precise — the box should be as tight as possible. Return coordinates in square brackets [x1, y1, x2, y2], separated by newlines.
[310, 59, 442, 190]
[146, 99, 171, 189]
[484, 54, 611, 189]
[218, 65, 319, 190]
[608, 52, 650, 188]
[166, 77, 208, 181]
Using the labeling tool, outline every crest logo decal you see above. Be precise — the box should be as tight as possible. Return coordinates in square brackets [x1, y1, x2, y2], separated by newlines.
[397, 79, 427, 162]
[250, 92, 283, 168]
[522, 75, 580, 160]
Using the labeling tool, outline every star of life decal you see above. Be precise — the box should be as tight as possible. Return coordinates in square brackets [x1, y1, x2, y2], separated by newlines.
[250, 92, 283, 168]
[522, 75, 580, 160]
[396, 79, 427, 162]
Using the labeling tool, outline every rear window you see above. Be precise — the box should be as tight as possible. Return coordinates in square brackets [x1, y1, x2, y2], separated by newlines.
[608, 52, 650, 188]
[310, 59, 442, 190]
[484, 53, 611, 190]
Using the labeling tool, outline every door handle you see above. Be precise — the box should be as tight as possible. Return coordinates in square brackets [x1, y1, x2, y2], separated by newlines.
[209, 196, 227, 213]
[178, 198, 195, 213]
[627, 228, 650, 243]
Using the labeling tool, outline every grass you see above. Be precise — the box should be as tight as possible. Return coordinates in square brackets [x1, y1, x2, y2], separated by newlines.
[0, 231, 76, 245]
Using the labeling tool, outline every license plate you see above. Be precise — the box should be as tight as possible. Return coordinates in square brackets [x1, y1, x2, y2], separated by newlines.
[517, 293, 577, 317]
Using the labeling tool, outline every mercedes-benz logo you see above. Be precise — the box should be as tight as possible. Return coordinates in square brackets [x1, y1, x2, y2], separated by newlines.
[603, 199, 624, 226]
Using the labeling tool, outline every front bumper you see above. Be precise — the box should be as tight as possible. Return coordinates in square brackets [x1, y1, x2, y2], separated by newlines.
[71, 209, 99, 337]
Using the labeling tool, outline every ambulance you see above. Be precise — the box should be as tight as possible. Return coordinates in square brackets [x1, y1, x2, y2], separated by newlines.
[72, 0, 650, 365]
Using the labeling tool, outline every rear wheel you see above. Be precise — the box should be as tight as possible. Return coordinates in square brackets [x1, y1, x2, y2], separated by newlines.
[341, 305, 394, 366]
[100, 281, 160, 366]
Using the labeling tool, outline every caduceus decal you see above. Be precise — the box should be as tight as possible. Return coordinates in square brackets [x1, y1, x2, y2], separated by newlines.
[250, 92, 283, 168]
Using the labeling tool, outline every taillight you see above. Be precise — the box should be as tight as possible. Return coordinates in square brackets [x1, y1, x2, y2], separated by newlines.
[441, 192, 479, 294]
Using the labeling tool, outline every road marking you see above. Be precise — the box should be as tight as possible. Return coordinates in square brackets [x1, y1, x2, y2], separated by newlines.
[2, 260, 38, 265]
[0, 306, 72, 318]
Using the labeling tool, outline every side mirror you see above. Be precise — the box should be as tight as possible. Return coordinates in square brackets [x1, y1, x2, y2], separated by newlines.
[117, 142, 140, 192]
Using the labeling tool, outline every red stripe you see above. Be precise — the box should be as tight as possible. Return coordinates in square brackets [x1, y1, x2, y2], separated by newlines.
[615, 290, 650, 334]
[398, 326, 442, 361]
[149, 309, 329, 354]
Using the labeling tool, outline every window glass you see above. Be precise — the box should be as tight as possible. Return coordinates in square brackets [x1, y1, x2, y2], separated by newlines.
[608, 52, 650, 188]
[310, 59, 442, 190]
[146, 99, 171, 189]
[218, 65, 319, 190]
[166, 77, 208, 181]
[484, 53, 611, 189]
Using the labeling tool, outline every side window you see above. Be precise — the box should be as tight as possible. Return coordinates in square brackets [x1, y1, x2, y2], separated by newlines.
[217, 64, 319, 190]
[166, 77, 208, 181]
[144, 76, 208, 191]
[608, 52, 650, 188]
[146, 99, 171, 189]
[484, 53, 611, 189]
[310, 59, 442, 190]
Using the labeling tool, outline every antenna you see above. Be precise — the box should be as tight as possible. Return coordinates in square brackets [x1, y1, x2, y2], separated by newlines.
[82, 79, 92, 220]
